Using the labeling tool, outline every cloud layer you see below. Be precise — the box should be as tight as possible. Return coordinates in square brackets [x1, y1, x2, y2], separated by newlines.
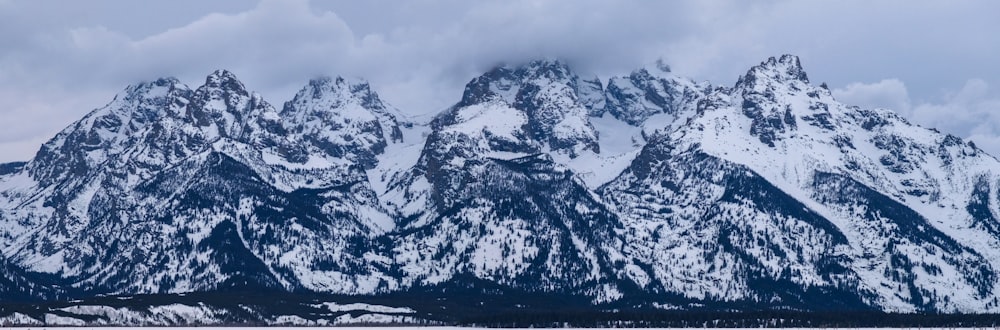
[1, 0, 999, 161]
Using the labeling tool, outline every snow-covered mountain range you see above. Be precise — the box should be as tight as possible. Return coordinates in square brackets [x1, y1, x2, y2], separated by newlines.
[2, 54, 1000, 323]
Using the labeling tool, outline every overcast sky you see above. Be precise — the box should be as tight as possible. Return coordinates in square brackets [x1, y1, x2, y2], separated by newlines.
[1, 0, 999, 162]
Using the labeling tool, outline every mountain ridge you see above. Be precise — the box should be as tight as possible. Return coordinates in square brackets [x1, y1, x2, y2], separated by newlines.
[2, 54, 1000, 324]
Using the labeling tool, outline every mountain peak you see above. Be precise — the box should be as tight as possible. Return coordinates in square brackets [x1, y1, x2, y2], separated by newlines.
[133, 77, 182, 89]
[307, 76, 376, 97]
[457, 66, 516, 107]
[654, 58, 672, 73]
[296, 76, 384, 110]
[309, 75, 347, 87]
[304, 76, 348, 95]
[207, 69, 238, 79]
[204, 69, 247, 93]
[522, 58, 572, 80]
[602, 60, 707, 127]
[281, 75, 402, 167]
[737, 54, 810, 89]
[120, 77, 187, 103]
[458, 58, 579, 107]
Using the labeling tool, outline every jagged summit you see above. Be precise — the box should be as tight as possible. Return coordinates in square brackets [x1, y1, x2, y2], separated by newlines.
[603, 61, 709, 129]
[124, 77, 185, 94]
[287, 76, 378, 112]
[293, 76, 397, 118]
[444, 58, 599, 157]
[737, 54, 810, 89]
[519, 58, 574, 80]
[457, 59, 574, 108]
[725, 54, 833, 147]
[281, 75, 404, 168]
[203, 69, 247, 92]
[654, 58, 672, 73]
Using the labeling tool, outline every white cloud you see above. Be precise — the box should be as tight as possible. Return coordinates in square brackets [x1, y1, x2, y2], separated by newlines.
[833, 79, 912, 114]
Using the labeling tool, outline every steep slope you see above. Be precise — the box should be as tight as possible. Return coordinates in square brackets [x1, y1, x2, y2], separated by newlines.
[0, 71, 402, 296]
[0, 254, 65, 303]
[572, 62, 710, 188]
[603, 55, 1000, 312]
[386, 60, 639, 301]
[602, 136, 871, 310]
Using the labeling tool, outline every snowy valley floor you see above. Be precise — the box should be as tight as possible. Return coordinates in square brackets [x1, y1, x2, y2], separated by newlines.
[4, 328, 1000, 330]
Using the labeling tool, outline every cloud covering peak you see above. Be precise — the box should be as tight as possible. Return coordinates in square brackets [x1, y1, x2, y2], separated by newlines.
[1, 0, 999, 161]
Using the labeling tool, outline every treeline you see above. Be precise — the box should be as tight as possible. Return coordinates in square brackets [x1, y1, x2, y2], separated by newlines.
[460, 310, 1000, 328]
[6, 289, 1000, 328]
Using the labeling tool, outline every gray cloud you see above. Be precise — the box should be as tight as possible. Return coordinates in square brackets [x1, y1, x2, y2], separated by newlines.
[1, 0, 999, 162]
[834, 79, 912, 115]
